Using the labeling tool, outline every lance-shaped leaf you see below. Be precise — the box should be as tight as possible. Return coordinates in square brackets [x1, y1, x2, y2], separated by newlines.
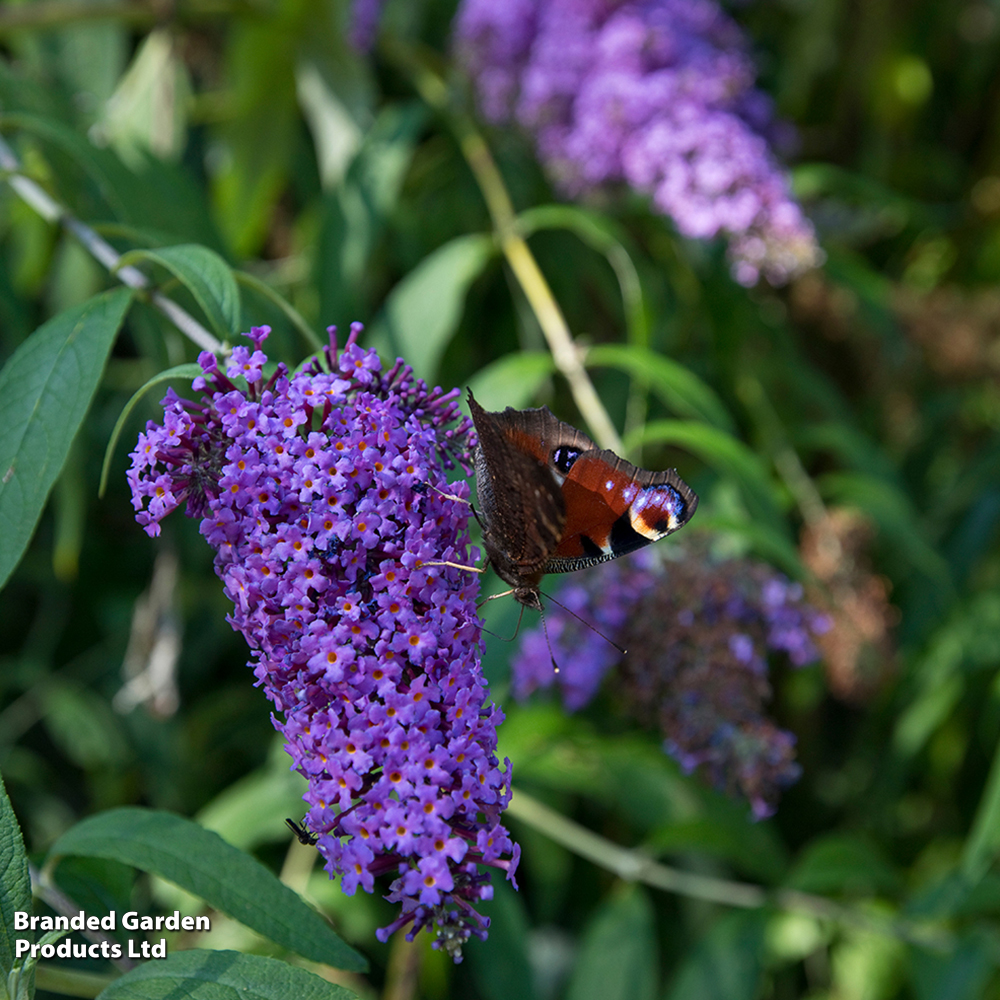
[0, 287, 133, 591]
[48, 808, 366, 972]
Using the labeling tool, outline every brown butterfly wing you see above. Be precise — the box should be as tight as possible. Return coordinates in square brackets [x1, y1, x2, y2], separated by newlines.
[468, 393, 576, 586]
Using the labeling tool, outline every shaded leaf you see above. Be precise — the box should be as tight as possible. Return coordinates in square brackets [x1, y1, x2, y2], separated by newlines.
[786, 834, 900, 896]
[632, 420, 787, 531]
[909, 929, 999, 1000]
[1, 770, 32, 984]
[817, 471, 952, 583]
[465, 879, 536, 1000]
[318, 102, 427, 325]
[586, 343, 734, 431]
[961, 734, 1000, 883]
[567, 886, 657, 1000]
[519, 204, 649, 347]
[234, 271, 322, 353]
[664, 910, 766, 1000]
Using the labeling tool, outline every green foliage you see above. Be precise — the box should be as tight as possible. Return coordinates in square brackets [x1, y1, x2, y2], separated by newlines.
[1, 0, 1000, 996]
[95, 949, 358, 999]
[47, 808, 366, 972]
[0, 288, 132, 590]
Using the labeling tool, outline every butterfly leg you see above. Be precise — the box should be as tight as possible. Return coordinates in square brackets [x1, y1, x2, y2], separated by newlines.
[478, 588, 514, 604]
[424, 482, 487, 531]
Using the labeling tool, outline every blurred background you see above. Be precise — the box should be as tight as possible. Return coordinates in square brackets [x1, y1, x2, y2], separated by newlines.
[2, 0, 1000, 997]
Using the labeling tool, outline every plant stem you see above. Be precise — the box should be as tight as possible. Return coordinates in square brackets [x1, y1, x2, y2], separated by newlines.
[394, 46, 624, 452]
[0, 134, 223, 355]
[507, 788, 952, 950]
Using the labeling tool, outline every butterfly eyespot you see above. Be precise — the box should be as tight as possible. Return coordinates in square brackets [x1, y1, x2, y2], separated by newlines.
[551, 446, 582, 474]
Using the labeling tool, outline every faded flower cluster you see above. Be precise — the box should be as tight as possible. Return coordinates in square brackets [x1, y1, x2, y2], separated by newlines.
[128, 325, 518, 958]
[455, 0, 821, 285]
[513, 544, 830, 818]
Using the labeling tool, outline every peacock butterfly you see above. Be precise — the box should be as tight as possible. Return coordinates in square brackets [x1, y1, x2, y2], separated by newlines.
[467, 390, 697, 610]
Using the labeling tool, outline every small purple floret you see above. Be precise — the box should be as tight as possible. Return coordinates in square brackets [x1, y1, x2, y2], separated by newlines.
[128, 324, 518, 958]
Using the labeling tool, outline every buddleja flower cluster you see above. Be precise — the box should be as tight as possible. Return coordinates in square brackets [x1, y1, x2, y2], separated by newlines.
[455, 0, 822, 286]
[128, 325, 518, 958]
[513, 544, 830, 818]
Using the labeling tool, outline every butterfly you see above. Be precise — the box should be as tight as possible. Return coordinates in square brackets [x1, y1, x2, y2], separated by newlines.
[466, 390, 697, 610]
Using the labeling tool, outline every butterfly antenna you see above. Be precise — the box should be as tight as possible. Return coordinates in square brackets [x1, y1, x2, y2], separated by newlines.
[537, 601, 560, 674]
[541, 591, 627, 657]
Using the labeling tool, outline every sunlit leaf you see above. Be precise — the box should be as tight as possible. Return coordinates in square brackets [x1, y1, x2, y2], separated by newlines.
[466, 351, 555, 410]
[97, 949, 359, 1000]
[382, 233, 495, 381]
[48, 808, 366, 972]
[0, 287, 133, 591]
[117, 245, 240, 340]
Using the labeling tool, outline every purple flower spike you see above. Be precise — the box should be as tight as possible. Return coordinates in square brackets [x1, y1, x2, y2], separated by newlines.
[512, 543, 828, 817]
[128, 326, 518, 959]
[455, 0, 822, 285]
[348, 0, 386, 51]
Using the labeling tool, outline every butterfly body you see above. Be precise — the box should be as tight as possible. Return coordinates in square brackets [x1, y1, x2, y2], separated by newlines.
[468, 391, 697, 609]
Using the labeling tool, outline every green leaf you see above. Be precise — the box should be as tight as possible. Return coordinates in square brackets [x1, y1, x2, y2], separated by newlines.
[585, 343, 734, 431]
[382, 234, 495, 381]
[786, 834, 900, 896]
[664, 910, 766, 1000]
[2, 111, 132, 219]
[961, 735, 1000, 883]
[466, 352, 556, 411]
[566, 887, 657, 1000]
[0, 287, 133, 592]
[96, 949, 359, 999]
[465, 879, 536, 1000]
[117, 245, 239, 340]
[196, 741, 309, 852]
[98, 363, 204, 498]
[1, 771, 32, 987]
[318, 102, 427, 325]
[47, 808, 366, 973]
[631, 420, 787, 531]
[909, 929, 999, 1000]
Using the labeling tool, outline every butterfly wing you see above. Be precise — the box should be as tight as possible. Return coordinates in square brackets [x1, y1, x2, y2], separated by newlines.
[468, 393, 571, 583]
[467, 390, 698, 583]
[543, 449, 698, 573]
